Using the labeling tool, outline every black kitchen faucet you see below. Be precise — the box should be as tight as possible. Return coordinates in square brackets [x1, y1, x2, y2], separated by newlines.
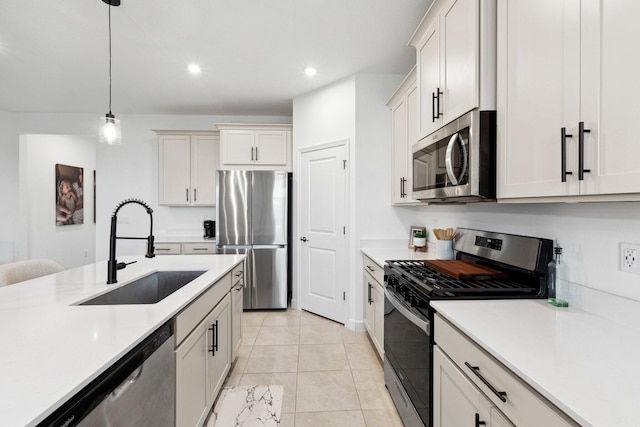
[107, 198, 155, 284]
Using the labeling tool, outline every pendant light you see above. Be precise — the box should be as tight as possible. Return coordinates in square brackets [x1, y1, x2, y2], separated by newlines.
[98, 0, 122, 144]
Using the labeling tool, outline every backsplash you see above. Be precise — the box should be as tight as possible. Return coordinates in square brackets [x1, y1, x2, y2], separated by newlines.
[408, 201, 640, 329]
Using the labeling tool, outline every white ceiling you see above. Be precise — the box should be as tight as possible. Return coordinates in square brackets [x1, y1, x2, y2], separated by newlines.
[0, 0, 431, 117]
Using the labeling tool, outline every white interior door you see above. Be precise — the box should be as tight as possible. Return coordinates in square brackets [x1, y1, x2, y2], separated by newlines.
[299, 143, 347, 323]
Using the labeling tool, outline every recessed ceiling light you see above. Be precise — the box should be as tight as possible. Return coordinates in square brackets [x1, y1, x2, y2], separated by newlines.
[304, 66, 317, 77]
[188, 64, 201, 75]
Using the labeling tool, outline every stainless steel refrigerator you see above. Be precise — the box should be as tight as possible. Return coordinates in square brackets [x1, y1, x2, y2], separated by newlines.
[216, 170, 289, 309]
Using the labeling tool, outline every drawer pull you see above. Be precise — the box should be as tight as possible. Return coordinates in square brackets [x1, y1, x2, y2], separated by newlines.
[192, 248, 209, 251]
[464, 362, 507, 402]
[366, 265, 376, 272]
[155, 248, 171, 251]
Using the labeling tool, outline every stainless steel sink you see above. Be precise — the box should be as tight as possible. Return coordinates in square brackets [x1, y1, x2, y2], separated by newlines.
[80, 270, 206, 305]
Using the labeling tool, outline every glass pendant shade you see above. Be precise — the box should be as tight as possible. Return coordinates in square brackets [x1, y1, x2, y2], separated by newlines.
[99, 113, 122, 145]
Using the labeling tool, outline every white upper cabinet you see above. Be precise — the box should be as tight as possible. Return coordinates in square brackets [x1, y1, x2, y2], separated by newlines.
[579, 0, 640, 196]
[217, 123, 292, 171]
[157, 132, 219, 206]
[388, 67, 420, 205]
[410, 0, 492, 141]
[497, 0, 640, 200]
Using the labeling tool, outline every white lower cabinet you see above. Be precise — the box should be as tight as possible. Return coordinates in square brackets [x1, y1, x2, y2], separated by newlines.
[434, 346, 500, 427]
[230, 262, 244, 361]
[435, 314, 578, 427]
[174, 271, 233, 427]
[363, 255, 384, 358]
[155, 242, 216, 255]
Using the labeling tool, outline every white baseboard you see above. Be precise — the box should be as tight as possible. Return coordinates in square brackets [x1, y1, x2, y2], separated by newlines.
[346, 318, 365, 332]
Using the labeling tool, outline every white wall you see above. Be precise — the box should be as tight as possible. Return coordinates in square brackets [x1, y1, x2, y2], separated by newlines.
[293, 74, 405, 329]
[19, 135, 96, 268]
[292, 76, 356, 323]
[405, 202, 640, 314]
[0, 111, 19, 263]
[0, 112, 291, 264]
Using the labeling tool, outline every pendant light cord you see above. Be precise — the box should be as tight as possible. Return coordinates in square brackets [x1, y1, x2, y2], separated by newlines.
[108, 4, 112, 114]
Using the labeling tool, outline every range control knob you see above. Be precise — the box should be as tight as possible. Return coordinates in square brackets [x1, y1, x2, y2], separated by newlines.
[404, 291, 412, 302]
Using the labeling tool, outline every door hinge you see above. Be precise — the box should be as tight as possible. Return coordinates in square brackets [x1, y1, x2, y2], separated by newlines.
[343, 291, 346, 301]
[343, 160, 347, 169]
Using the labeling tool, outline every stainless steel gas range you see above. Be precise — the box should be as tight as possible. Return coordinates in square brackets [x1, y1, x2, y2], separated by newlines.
[382, 228, 554, 427]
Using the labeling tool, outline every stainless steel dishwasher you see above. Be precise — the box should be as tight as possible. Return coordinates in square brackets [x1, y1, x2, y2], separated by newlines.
[40, 321, 175, 427]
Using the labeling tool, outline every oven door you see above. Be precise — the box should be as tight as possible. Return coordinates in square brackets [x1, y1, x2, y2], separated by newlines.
[383, 288, 432, 427]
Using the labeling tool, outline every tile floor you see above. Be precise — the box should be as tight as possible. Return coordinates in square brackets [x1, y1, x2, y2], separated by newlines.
[222, 308, 403, 427]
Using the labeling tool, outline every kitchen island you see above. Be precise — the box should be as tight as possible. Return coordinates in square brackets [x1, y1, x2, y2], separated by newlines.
[0, 254, 244, 426]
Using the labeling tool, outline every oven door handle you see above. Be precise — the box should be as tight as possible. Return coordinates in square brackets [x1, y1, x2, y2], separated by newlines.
[384, 288, 430, 335]
[445, 132, 468, 185]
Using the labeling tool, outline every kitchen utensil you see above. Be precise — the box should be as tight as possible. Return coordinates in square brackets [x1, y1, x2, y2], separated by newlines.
[433, 227, 455, 241]
[426, 260, 506, 280]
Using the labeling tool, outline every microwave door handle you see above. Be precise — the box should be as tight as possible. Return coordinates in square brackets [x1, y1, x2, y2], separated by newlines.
[445, 132, 468, 186]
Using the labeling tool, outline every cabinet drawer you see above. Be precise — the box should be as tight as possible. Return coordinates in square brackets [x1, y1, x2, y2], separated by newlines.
[363, 255, 384, 284]
[182, 242, 217, 254]
[435, 314, 578, 427]
[231, 262, 244, 289]
[174, 272, 232, 346]
[154, 243, 181, 255]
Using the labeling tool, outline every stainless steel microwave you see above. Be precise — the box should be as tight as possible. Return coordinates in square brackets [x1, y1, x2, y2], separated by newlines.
[411, 110, 496, 203]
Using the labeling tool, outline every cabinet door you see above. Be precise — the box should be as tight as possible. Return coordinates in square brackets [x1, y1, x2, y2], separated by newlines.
[363, 271, 376, 338]
[433, 345, 492, 427]
[175, 316, 210, 427]
[497, 0, 580, 199]
[417, 18, 442, 140]
[441, 0, 479, 123]
[372, 281, 384, 357]
[254, 130, 289, 166]
[231, 283, 243, 360]
[580, 0, 640, 195]
[391, 95, 409, 204]
[406, 85, 419, 201]
[491, 406, 515, 427]
[221, 129, 255, 165]
[159, 135, 191, 205]
[191, 135, 219, 206]
[208, 295, 231, 401]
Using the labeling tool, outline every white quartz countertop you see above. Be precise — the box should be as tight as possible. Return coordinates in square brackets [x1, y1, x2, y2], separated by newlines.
[361, 247, 436, 267]
[431, 299, 640, 427]
[0, 254, 244, 427]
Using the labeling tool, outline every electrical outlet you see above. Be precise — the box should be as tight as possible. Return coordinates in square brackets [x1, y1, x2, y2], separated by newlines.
[621, 243, 640, 274]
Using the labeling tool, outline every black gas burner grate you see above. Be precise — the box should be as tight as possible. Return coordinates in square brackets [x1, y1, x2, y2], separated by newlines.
[385, 260, 540, 299]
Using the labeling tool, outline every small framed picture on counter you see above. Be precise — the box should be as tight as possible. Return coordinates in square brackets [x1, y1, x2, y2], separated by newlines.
[409, 226, 427, 251]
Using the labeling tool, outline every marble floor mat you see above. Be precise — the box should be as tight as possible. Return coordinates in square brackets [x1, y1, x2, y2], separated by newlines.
[208, 384, 284, 427]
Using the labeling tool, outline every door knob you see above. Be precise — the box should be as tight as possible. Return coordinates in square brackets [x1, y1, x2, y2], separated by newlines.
[300, 237, 308, 242]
